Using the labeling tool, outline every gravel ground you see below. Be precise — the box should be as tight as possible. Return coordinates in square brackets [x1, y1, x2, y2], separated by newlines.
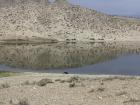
[0, 73, 140, 105]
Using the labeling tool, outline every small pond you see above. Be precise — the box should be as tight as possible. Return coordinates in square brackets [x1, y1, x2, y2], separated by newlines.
[0, 42, 140, 75]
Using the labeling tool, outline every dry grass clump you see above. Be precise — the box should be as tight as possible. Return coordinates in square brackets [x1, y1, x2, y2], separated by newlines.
[102, 76, 137, 82]
[67, 76, 86, 88]
[16, 99, 29, 105]
[55, 76, 84, 88]
[0, 82, 10, 89]
[123, 98, 140, 103]
[21, 81, 36, 86]
[88, 87, 105, 93]
[37, 78, 53, 86]
[61, 76, 83, 83]
[115, 91, 127, 96]
[88, 89, 95, 93]
[10, 98, 29, 105]
[69, 82, 76, 88]
[55, 76, 82, 83]
[96, 87, 105, 92]
[55, 79, 62, 82]
[21, 78, 54, 87]
[0, 101, 4, 104]
[66, 76, 81, 83]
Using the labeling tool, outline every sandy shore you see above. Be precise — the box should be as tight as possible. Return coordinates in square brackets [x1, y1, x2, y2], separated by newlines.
[0, 73, 140, 105]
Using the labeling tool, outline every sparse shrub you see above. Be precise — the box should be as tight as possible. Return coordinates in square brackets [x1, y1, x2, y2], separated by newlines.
[10, 98, 29, 105]
[97, 87, 105, 92]
[21, 81, 36, 86]
[59, 80, 66, 83]
[37, 78, 53, 87]
[89, 87, 105, 93]
[90, 38, 95, 40]
[17, 98, 29, 105]
[56, 77, 81, 83]
[88, 89, 95, 93]
[115, 91, 127, 96]
[21, 81, 30, 85]
[98, 38, 104, 40]
[69, 82, 76, 88]
[55, 79, 62, 82]
[102, 76, 137, 82]
[123, 98, 140, 103]
[66, 76, 81, 83]
[0, 82, 10, 89]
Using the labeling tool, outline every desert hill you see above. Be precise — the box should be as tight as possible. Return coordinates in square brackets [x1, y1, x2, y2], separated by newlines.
[0, 0, 140, 42]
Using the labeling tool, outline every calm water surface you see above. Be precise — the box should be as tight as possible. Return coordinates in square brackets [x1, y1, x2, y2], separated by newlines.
[0, 42, 140, 75]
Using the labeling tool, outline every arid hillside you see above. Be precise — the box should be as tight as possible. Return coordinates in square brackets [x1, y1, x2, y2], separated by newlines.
[0, 0, 140, 42]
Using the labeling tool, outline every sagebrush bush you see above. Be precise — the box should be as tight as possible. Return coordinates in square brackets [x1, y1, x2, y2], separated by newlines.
[37, 78, 53, 86]
[0, 82, 10, 89]
[17, 98, 29, 105]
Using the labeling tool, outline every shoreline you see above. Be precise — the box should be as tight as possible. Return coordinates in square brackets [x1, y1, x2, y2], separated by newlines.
[2, 71, 140, 78]
[1, 39, 140, 45]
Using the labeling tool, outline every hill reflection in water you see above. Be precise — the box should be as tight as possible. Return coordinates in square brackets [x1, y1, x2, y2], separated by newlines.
[0, 42, 140, 70]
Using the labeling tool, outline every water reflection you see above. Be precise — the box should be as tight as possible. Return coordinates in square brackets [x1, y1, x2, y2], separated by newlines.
[0, 42, 140, 70]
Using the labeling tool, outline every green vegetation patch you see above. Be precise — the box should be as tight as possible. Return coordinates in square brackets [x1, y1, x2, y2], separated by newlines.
[0, 71, 19, 78]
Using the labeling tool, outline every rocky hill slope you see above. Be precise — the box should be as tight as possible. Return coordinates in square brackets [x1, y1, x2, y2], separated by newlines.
[0, 0, 140, 42]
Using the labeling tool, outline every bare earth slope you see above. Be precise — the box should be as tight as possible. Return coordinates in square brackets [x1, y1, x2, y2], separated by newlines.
[0, 0, 140, 42]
